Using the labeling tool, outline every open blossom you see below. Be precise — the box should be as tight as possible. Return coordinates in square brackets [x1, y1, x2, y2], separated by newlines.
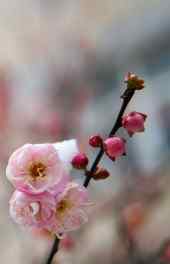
[47, 182, 91, 235]
[6, 140, 78, 194]
[7, 139, 91, 235]
[9, 190, 55, 228]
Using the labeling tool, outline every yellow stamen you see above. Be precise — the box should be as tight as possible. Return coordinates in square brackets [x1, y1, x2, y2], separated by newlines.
[56, 199, 72, 218]
[29, 162, 46, 182]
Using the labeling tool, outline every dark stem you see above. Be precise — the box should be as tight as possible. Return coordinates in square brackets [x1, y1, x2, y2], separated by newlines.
[45, 88, 135, 264]
[83, 89, 135, 188]
[45, 237, 60, 264]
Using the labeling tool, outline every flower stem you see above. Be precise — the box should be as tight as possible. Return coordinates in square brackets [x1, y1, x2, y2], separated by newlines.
[45, 88, 135, 264]
[83, 88, 135, 187]
[46, 237, 60, 264]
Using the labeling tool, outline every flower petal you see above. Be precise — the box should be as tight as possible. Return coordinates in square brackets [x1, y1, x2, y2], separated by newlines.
[9, 190, 56, 228]
[53, 139, 78, 172]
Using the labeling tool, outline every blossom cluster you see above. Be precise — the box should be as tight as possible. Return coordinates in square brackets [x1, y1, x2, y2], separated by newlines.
[72, 112, 147, 180]
[6, 73, 146, 247]
[69, 74, 147, 184]
[6, 140, 91, 237]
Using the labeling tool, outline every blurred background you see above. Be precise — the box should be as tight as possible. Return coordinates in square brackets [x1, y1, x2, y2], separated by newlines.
[1, 0, 170, 263]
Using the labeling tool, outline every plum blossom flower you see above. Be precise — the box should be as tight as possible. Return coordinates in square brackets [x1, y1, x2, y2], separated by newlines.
[9, 190, 55, 228]
[6, 140, 78, 194]
[47, 182, 91, 235]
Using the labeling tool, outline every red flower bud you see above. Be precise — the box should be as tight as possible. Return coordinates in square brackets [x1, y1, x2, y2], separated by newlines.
[71, 153, 89, 169]
[124, 72, 144, 90]
[89, 135, 103, 147]
[122, 111, 147, 136]
[104, 137, 126, 160]
[92, 167, 110, 180]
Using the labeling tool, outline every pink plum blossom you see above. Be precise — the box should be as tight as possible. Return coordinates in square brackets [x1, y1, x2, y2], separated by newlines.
[6, 140, 78, 194]
[9, 190, 55, 228]
[47, 182, 91, 235]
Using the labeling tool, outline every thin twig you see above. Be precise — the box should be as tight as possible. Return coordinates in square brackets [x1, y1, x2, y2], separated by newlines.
[46, 238, 60, 264]
[45, 88, 135, 264]
[83, 89, 134, 187]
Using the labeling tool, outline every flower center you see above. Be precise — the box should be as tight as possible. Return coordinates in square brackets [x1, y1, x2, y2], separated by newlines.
[29, 162, 46, 181]
[56, 199, 72, 218]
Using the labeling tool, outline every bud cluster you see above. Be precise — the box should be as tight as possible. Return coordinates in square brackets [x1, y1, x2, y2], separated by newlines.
[71, 73, 147, 182]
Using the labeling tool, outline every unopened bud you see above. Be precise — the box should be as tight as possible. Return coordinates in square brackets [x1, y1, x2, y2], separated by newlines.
[122, 111, 147, 136]
[124, 72, 144, 90]
[92, 167, 110, 180]
[89, 135, 103, 147]
[104, 137, 126, 160]
[71, 153, 89, 169]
